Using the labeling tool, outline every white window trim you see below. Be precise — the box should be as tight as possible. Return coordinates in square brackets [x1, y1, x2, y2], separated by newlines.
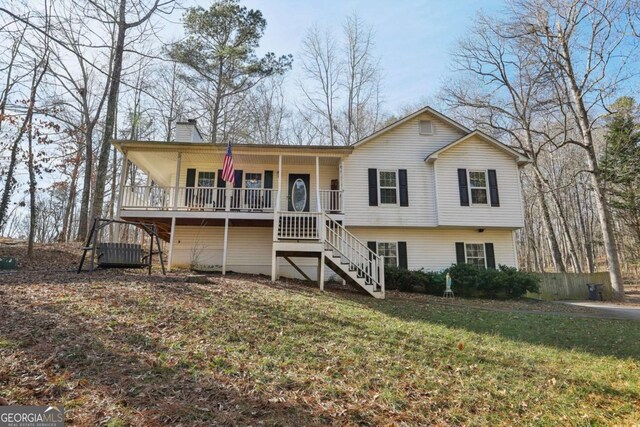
[419, 120, 434, 135]
[378, 169, 399, 206]
[467, 169, 489, 206]
[197, 171, 215, 188]
[464, 242, 487, 268]
[377, 241, 399, 267]
[244, 172, 264, 189]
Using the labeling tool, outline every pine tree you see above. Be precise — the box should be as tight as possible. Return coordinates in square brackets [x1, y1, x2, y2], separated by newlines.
[601, 97, 640, 261]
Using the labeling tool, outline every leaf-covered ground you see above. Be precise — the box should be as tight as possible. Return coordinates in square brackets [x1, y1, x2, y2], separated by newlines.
[0, 245, 639, 426]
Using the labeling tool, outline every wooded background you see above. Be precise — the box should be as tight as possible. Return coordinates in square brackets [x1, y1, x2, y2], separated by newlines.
[0, 0, 638, 299]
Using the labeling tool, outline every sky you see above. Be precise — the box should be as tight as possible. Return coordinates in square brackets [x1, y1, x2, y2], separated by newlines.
[176, 0, 505, 113]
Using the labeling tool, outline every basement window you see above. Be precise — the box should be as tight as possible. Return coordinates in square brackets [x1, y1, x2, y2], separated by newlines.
[377, 242, 398, 267]
[465, 243, 486, 268]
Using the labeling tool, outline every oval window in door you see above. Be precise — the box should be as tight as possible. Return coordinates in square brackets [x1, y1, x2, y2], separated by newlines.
[292, 178, 307, 212]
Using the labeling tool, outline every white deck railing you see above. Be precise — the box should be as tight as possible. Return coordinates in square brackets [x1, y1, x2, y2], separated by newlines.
[319, 190, 342, 212]
[121, 186, 277, 211]
[121, 186, 344, 213]
[274, 211, 323, 240]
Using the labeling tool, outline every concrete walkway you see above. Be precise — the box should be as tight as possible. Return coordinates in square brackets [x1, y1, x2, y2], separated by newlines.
[560, 302, 640, 320]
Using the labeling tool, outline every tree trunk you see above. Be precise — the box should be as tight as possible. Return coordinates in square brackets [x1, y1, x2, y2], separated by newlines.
[27, 111, 36, 257]
[91, 0, 127, 225]
[533, 173, 566, 272]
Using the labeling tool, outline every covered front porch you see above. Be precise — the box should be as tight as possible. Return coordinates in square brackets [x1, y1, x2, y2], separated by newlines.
[114, 141, 351, 217]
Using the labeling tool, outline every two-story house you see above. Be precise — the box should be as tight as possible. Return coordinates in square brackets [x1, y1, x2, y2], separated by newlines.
[112, 107, 529, 298]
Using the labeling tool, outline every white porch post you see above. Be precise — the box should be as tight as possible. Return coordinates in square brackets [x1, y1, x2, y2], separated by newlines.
[276, 155, 282, 211]
[173, 152, 182, 209]
[168, 216, 177, 271]
[222, 181, 231, 275]
[318, 250, 325, 291]
[315, 156, 321, 212]
[169, 152, 181, 271]
[115, 150, 128, 220]
[271, 155, 283, 282]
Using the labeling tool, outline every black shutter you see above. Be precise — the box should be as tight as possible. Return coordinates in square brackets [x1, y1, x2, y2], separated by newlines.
[186, 168, 196, 187]
[367, 241, 377, 253]
[216, 169, 225, 208]
[458, 169, 469, 206]
[485, 243, 496, 269]
[488, 169, 500, 207]
[455, 242, 466, 264]
[398, 241, 408, 269]
[368, 169, 378, 206]
[264, 170, 273, 189]
[264, 170, 273, 209]
[185, 168, 196, 206]
[399, 169, 409, 207]
[233, 170, 243, 188]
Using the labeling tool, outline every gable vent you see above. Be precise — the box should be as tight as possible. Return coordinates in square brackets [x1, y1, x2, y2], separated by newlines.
[419, 120, 433, 135]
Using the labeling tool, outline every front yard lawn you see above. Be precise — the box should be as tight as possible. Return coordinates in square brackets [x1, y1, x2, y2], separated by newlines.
[1, 268, 639, 425]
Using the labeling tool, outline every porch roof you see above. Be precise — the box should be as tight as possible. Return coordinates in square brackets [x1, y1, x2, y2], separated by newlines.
[112, 139, 353, 157]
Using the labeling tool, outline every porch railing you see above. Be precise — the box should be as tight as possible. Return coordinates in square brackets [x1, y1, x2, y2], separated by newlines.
[121, 185, 344, 213]
[319, 190, 342, 212]
[121, 186, 276, 211]
[121, 186, 171, 209]
[274, 211, 323, 240]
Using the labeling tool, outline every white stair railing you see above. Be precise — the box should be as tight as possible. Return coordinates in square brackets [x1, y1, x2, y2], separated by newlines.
[322, 213, 384, 293]
[275, 211, 322, 240]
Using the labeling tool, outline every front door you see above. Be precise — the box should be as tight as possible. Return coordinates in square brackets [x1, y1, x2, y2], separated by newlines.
[288, 174, 310, 212]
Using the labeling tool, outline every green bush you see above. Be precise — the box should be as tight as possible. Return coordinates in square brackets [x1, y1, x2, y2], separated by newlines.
[384, 264, 540, 299]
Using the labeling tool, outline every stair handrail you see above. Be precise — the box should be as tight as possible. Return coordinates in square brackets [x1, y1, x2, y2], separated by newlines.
[322, 212, 384, 293]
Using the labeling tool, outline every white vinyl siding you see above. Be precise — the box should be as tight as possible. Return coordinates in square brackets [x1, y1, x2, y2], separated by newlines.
[171, 226, 337, 279]
[435, 135, 524, 228]
[349, 227, 517, 271]
[342, 112, 466, 227]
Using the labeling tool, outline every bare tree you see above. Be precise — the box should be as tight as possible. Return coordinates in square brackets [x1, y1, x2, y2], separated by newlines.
[86, 0, 175, 229]
[515, 0, 636, 299]
[442, 13, 570, 272]
[340, 14, 382, 145]
[298, 25, 341, 146]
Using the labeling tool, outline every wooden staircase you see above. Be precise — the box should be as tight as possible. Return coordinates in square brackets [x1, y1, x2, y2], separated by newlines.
[274, 211, 385, 298]
[322, 214, 385, 298]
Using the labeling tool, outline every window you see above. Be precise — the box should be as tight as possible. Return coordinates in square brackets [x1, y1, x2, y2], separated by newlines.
[197, 171, 215, 187]
[378, 170, 398, 204]
[245, 173, 262, 189]
[419, 120, 433, 135]
[469, 170, 488, 205]
[465, 243, 486, 268]
[377, 242, 398, 267]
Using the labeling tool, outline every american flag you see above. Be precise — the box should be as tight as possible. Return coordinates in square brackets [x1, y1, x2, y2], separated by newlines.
[221, 140, 235, 184]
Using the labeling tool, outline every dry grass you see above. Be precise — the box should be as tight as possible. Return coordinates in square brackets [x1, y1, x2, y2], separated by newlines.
[0, 245, 639, 426]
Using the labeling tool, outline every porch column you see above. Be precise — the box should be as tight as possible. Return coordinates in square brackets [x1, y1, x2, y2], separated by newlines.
[115, 150, 128, 220]
[276, 155, 282, 211]
[173, 152, 182, 209]
[271, 249, 278, 282]
[167, 216, 177, 271]
[222, 180, 231, 275]
[318, 250, 325, 291]
[315, 156, 321, 212]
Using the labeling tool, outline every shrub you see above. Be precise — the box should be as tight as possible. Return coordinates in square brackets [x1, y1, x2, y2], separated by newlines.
[384, 264, 540, 299]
